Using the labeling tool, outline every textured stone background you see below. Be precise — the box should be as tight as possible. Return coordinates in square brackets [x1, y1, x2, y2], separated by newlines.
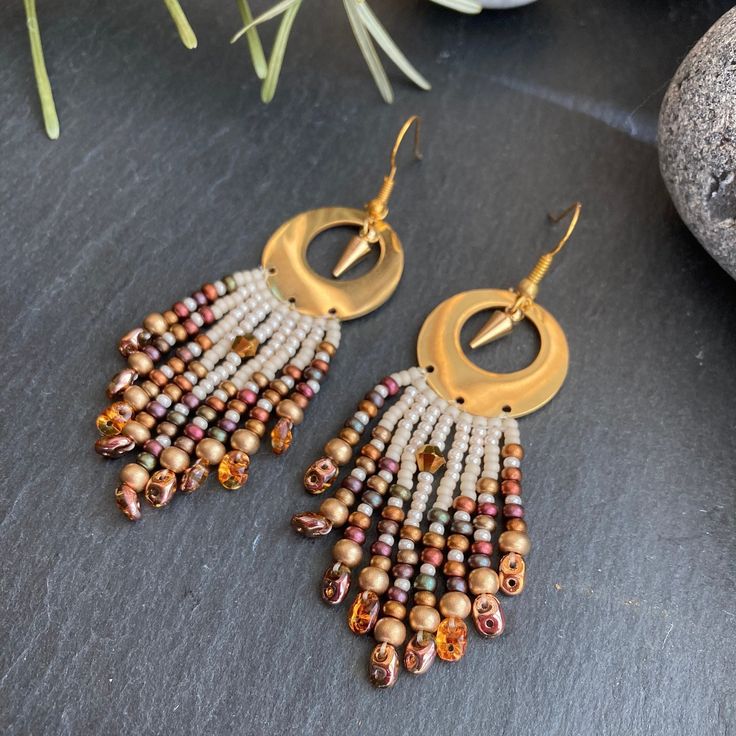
[1, 2, 734, 734]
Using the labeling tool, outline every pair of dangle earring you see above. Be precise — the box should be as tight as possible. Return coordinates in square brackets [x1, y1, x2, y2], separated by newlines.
[293, 203, 582, 688]
[94, 117, 423, 520]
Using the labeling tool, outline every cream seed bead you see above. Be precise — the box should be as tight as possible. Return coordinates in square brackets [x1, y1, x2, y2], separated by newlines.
[156, 434, 171, 448]
[504, 457, 521, 468]
[394, 578, 411, 592]
[387, 497, 402, 507]
[357, 503, 373, 516]
[378, 534, 395, 546]
[429, 522, 445, 535]
[398, 539, 414, 550]
[474, 529, 492, 541]
[505, 494, 523, 505]
[447, 549, 464, 562]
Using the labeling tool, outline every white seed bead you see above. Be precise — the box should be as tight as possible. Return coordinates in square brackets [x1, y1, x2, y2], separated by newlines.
[394, 578, 411, 592]
[429, 522, 445, 535]
[447, 549, 464, 562]
[419, 563, 436, 576]
[505, 494, 523, 505]
[357, 503, 373, 517]
[398, 539, 414, 550]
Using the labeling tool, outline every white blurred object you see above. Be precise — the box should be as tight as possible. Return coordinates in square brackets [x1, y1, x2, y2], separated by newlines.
[480, 0, 537, 7]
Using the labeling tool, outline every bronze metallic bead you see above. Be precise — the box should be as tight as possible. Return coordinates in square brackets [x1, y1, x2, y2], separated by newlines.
[423, 532, 446, 549]
[311, 359, 329, 374]
[160, 446, 190, 473]
[249, 406, 270, 423]
[439, 592, 471, 619]
[506, 518, 528, 533]
[355, 457, 376, 474]
[149, 369, 168, 387]
[447, 534, 470, 552]
[370, 555, 392, 572]
[164, 385, 182, 402]
[123, 386, 149, 412]
[189, 361, 207, 379]
[221, 381, 237, 398]
[382, 506, 404, 523]
[197, 407, 216, 422]
[196, 334, 213, 350]
[383, 601, 407, 620]
[174, 375, 193, 392]
[348, 511, 371, 530]
[339, 427, 360, 446]
[276, 399, 304, 425]
[252, 372, 269, 389]
[171, 323, 187, 342]
[501, 466, 522, 481]
[119, 463, 149, 492]
[162, 310, 178, 326]
[358, 566, 389, 594]
[175, 437, 194, 454]
[372, 426, 391, 443]
[121, 420, 150, 445]
[502, 443, 524, 460]
[498, 530, 531, 556]
[245, 419, 266, 437]
[468, 568, 499, 595]
[231, 429, 260, 455]
[444, 561, 466, 578]
[135, 413, 156, 430]
[333, 538, 362, 568]
[400, 526, 423, 542]
[476, 477, 499, 494]
[318, 341, 336, 357]
[141, 380, 159, 397]
[361, 445, 381, 461]
[324, 438, 353, 465]
[453, 496, 475, 513]
[374, 617, 406, 647]
[334, 488, 355, 506]
[207, 397, 226, 413]
[263, 389, 281, 406]
[501, 479, 522, 495]
[284, 365, 301, 379]
[367, 476, 388, 494]
[358, 400, 377, 418]
[409, 605, 440, 633]
[474, 515, 496, 531]
[270, 379, 289, 397]
[168, 357, 185, 374]
[228, 399, 247, 414]
[320, 498, 349, 526]
[143, 312, 167, 336]
[291, 392, 309, 410]
[397, 549, 419, 565]
[158, 421, 177, 437]
[128, 351, 153, 376]
[413, 591, 436, 608]
[195, 438, 226, 465]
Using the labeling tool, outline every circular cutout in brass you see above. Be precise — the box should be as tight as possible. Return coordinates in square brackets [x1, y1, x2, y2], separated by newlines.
[416, 289, 568, 418]
[261, 207, 403, 321]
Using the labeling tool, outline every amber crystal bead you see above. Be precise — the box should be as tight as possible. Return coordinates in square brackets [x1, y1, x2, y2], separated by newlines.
[217, 451, 250, 490]
[404, 630, 437, 675]
[368, 643, 399, 689]
[321, 562, 351, 605]
[415, 444, 446, 474]
[303, 457, 339, 494]
[347, 591, 380, 635]
[291, 511, 332, 537]
[144, 469, 177, 508]
[231, 334, 259, 358]
[270, 417, 293, 455]
[96, 402, 134, 436]
[180, 459, 210, 494]
[435, 617, 468, 662]
[115, 483, 142, 521]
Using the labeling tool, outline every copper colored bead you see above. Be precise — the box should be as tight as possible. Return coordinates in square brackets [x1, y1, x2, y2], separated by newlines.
[196, 334, 213, 351]
[115, 484, 142, 521]
[355, 457, 376, 474]
[270, 379, 289, 397]
[349, 511, 371, 530]
[291, 393, 309, 410]
[334, 488, 355, 506]
[444, 561, 466, 578]
[476, 477, 499, 494]
[414, 591, 437, 608]
[263, 389, 281, 406]
[501, 479, 522, 495]
[318, 341, 336, 357]
[474, 515, 496, 531]
[423, 532, 446, 549]
[164, 385, 182, 402]
[220, 380, 237, 398]
[228, 399, 247, 414]
[202, 283, 217, 301]
[502, 443, 524, 460]
[400, 526, 423, 542]
[252, 372, 269, 389]
[453, 496, 476, 513]
[383, 601, 407, 620]
[245, 419, 266, 437]
[361, 444, 381, 461]
[358, 400, 378, 418]
[162, 310, 178, 326]
[339, 427, 360, 446]
[168, 357, 185, 374]
[174, 375, 193, 392]
[207, 397, 226, 413]
[284, 365, 301, 380]
[175, 437, 195, 455]
[367, 476, 388, 494]
[421, 547, 443, 567]
[171, 323, 187, 342]
[136, 412, 156, 430]
[371, 555, 392, 571]
[397, 549, 419, 565]
[382, 506, 404, 523]
[158, 421, 177, 437]
[324, 438, 353, 465]
[150, 369, 168, 387]
[501, 466, 522, 481]
[249, 407, 270, 423]
[447, 534, 470, 552]
[506, 518, 528, 532]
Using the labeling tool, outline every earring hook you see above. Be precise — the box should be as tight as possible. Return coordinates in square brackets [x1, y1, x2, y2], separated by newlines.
[469, 202, 582, 349]
[333, 116, 423, 278]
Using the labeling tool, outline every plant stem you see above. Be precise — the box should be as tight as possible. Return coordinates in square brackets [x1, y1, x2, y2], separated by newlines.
[162, 0, 197, 49]
[236, 0, 268, 79]
[24, 0, 59, 140]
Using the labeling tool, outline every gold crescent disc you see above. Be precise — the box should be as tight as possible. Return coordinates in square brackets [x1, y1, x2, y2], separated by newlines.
[261, 207, 403, 321]
[416, 289, 568, 418]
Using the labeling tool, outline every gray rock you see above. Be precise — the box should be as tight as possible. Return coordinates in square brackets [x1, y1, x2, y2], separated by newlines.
[658, 7, 736, 278]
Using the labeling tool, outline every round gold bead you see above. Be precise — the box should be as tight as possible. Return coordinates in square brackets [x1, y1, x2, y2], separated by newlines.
[221, 381, 237, 397]
[119, 463, 149, 492]
[370, 555, 392, 571]
[324, 438, 353, 465]
[372, 426, 391, 443]
[164, 385, 182, 401]
[332, 538, 362, 568]
[262, 389, 281, 406]
[502, 443, 524, 460]
[468, 568, 499, 595]
[136, 412, 156, 429]
[374, 617, 406, 647]
[231, 429, 261, 455]
[439, 592, 471, 619]
[367, 476, 388, 494]
[355, 457, 376, 475]
[473, 515, 496, 531]
[348, 511, 371, 530]
[498, 530, 531, 556]
[189, 361, 207, 379]
[422, 531, 446, 549]
[358, 400, 377, 418]
[414, 591, 436, 608]
[245, 419, 266, 437]
[121, 420, 150, 445]
[339, 427, 360, 446]
[400, 526, 423, 543]
[476, 477, 499, 494]
[358, 566, 389, 594]
[396, 550, 419, 565]
[143, 312, 167, 336]
[271, 379, 289, 397]
[318, 341, 336, 357]
[171, 323, 187, 342]
[123, 385, 149, 412]
[141, 380, 159, 398]
[160, 446, 190, 473]
[163, 310, 178, 326]
[252, 372, 269, 389]
[409, 605, 441, 633]
[334, 488, 355, 506]
[196, 437, 226, 465]
[506, 518, 528, 533]
[276, 399, 304, 425]
[127, 351, 154, 376]
[447, 533, 470, 552]
[382, 601, 406, 620]
[319, 497, 349, 526]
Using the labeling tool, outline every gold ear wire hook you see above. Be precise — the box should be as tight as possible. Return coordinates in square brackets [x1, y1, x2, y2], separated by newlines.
[332, 116, 422, 278]
[469, 201, 582, 349]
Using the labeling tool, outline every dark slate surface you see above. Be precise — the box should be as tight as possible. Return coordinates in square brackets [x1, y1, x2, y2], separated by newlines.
[1, 1, 734, 734]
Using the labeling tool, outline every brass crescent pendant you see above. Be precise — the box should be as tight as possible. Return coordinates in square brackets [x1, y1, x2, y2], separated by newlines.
[416, 289, 568, 418]
[261, 207, 404, 321]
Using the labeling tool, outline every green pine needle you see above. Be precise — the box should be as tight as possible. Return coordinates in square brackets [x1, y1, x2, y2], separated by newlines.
[163, 0, 198, 49]
[24, 0, 59, 140]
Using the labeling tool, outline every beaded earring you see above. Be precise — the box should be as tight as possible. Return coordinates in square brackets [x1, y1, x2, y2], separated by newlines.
[95, 117, 422, 521]
[291, 203, 582, 688]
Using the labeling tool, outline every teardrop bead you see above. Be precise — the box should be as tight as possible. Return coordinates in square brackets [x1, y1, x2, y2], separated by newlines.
[404, 630, 437, 675]
[96, 402, 134, 436]
[95, 434, 136, 458]
[321, 562, 351, 605]
[118, 327, 148, 357]
[217, 450, 250, 490]
[270, 417, 293, 455]
[303, 456, 339, 494]
[115, 483, 142, 521]
[144, 469, 177, 508]
[291, 511, 332, 537]
[368, 643, 400, 688]
[106, 368, 138, 398]
[347, 591, 380, 635]
[435, 617, 468, 662]
[180, 459, 210, 493]
[472, 593, 505, 638]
